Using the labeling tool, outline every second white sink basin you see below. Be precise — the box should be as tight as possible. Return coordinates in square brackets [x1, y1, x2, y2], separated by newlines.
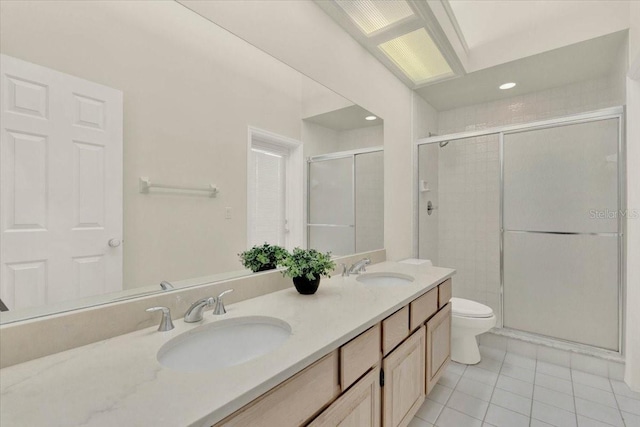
[157, 316, 291, 373]
[356, 272, 414, 286]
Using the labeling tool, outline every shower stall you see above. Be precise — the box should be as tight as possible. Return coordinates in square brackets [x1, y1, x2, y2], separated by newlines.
[417, 107, 625, 354]
[307, 147, 384, 256]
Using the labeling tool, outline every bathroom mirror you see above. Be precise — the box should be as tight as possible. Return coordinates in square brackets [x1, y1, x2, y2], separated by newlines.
[0, 0, 384, 323]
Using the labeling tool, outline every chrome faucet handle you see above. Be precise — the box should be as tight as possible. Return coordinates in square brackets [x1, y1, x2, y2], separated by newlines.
[184, 297, 215, 323]
[348, 257, 371, 274]
[213, 289, 234, 315]
[146, 306, 175, 332]
[341, 263, 349, 277]
[160, 280, 174, 290]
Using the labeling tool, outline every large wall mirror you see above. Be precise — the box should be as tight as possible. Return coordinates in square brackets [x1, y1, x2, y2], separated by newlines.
[0, 1, 384, 323]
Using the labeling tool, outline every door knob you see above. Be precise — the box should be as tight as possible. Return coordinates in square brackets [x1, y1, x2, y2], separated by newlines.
[108, 238, 121, 248]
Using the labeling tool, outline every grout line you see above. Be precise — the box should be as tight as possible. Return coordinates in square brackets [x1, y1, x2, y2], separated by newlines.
[480, 347, 507, 425]
[528, 354, 538, 427]
[569, 362, 579, 427]
[608, 377, 628, 427]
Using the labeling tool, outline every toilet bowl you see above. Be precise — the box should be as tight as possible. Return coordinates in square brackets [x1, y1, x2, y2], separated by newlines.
[451, 297, 496, 365]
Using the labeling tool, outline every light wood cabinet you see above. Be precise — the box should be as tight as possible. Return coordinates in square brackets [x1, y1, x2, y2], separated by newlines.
[382, 326, 426, 427]
[214, 351, 340, 427]
[438, 279, 452, 308]
[382, 306, 409, 356]
[426, 302, 452, 394]
[214, 279, 453, 427]
[409, 287, 438, 331]
[309, 367, 381, 427]
[340, 324, 382, 391]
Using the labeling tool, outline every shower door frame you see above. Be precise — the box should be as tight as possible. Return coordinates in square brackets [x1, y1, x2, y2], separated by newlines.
[415, 106, 626, 356]
[307, 146, 384, 255]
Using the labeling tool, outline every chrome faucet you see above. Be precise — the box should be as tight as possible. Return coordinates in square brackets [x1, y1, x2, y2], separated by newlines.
[340, 263, 349, 277]
[213, 289, 234, 315]
[160, 280, 174, 290]
[146, 306, 175, 332]
[184, 297, 215, 323]
[348, 258, 371, 275]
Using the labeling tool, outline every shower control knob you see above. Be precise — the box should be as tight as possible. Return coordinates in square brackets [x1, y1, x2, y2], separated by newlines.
[108, 238, 121, 248]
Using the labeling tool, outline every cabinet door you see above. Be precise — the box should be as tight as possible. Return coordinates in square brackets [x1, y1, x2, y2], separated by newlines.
[382, 326, 426, 427]
[426, 303, 451, 394]
[309, 367, 381, 427]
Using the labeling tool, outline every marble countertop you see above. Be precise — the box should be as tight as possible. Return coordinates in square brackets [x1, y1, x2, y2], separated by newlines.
[0, 261, 454, 427]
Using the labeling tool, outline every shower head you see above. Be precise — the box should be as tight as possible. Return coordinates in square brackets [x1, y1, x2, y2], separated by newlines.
[439, 141, 449, 148]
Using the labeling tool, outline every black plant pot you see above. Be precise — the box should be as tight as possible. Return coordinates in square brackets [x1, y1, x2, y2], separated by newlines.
[255, 264, 276, 272]
[292, 276, 321, 295]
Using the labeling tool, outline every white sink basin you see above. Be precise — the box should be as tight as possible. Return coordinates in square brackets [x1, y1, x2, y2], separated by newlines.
[157, 316, 291, 373]
[356, 272, 414, 286]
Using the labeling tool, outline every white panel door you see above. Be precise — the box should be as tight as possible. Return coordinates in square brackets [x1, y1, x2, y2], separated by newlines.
[0, 54, 123, 310]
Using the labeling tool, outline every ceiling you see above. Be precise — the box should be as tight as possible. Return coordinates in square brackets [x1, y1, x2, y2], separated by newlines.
[448, 0, 582, 49]
[417, 30, 627, 111]
[303, 104, 382, 131]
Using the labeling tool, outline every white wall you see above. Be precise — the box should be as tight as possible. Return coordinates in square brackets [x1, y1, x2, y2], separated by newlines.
[337, 125, 384, 152]
[179, 0, 437, 262]
[625, 0, 640, 392]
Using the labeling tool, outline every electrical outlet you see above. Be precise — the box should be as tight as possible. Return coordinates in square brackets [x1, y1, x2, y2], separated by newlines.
[225, 207, 232, 219]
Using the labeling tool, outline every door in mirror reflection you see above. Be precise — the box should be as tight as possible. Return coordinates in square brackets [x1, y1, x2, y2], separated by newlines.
[0, 54, 123, 311]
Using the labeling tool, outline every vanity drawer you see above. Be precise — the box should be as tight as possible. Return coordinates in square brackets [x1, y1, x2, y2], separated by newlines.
[340, 323, 381, 391]
[215, 351, 340, 427]
[438, 279, 452, 308]
[382, 306, 409, 356]
[410, 287, 438, 330]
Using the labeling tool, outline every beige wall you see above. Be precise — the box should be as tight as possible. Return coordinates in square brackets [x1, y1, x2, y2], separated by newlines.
[180, 0, 436, 263]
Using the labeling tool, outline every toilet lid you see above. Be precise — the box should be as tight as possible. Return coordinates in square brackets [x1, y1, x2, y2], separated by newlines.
[451, 298, 494, 318]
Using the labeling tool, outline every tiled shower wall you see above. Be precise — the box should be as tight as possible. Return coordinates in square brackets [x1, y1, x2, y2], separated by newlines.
[438, 134, 501, 323]
[420, 75, 626, 327]
[438, 75, 624, 135]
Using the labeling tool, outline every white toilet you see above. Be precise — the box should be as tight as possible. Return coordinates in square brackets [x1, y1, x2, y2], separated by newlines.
[451, 297, 497, 365]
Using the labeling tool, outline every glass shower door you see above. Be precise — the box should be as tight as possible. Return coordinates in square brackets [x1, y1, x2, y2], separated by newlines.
[308, 157, 355, 255]
[502, 118, 621, 350]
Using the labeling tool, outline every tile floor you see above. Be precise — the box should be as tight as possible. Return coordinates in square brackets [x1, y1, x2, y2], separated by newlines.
[410, 346, 640, 427]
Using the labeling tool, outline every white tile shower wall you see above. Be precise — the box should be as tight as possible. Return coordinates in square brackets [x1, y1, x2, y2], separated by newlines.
[438, 76, 625, 135]
[436, 134, 502, 324]
[418, 143, 440, 265]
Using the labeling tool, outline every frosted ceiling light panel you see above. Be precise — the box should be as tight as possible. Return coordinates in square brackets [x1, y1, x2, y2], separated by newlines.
[379, 28, 453, 84]
[336, 0, 414, 35]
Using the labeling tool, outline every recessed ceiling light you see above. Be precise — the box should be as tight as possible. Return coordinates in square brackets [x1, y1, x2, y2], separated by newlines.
[365, 115, 377, 121]
[499, 82, 516, 90]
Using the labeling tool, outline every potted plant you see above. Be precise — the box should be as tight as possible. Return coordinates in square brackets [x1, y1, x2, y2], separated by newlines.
[281, 248, 336, 295]
[239, 243, 288, 272]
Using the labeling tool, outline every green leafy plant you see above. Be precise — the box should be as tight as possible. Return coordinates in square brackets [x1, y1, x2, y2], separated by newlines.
[239, 243, 288, 272]
[281, 248, 336, 280]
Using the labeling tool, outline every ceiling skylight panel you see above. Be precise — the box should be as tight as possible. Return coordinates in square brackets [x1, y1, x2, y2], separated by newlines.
[336, 0, 415, 35]
[378, 28, 453, 83]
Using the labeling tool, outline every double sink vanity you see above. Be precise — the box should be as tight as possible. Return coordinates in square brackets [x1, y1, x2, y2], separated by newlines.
[0, 261, 454, 427]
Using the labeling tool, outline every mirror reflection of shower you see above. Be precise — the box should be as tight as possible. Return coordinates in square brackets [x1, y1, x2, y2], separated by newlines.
[307, 148, 384, 256]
